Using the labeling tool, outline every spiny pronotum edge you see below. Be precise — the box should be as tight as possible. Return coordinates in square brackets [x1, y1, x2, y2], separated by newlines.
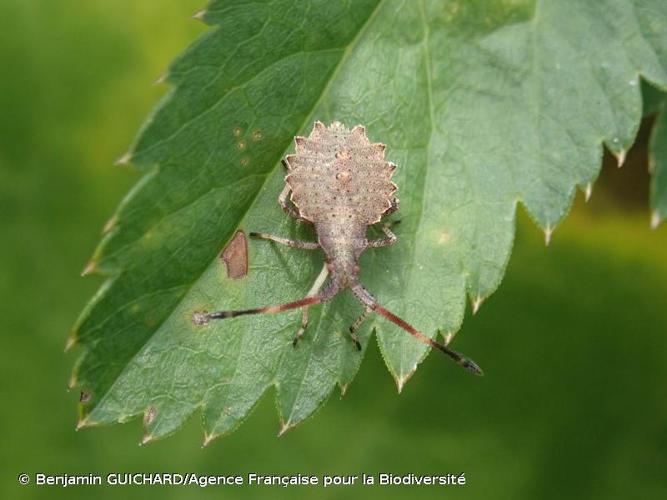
[194, 121, 482, 376]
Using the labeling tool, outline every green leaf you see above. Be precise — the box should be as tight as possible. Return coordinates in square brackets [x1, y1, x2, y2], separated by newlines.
[71, 0, 667, 442]
[642, 80, 667, 116]
[649, 89, 667, 226]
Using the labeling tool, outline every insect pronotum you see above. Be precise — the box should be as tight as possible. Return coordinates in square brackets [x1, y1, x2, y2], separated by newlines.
[194, 121, 482, 376]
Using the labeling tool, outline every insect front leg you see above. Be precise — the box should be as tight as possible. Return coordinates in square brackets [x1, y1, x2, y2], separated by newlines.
[249, 232, 320, 250]
[384, 197, 400, 216]
[366, 223, 398, 248]
[278, 184, 304, 220]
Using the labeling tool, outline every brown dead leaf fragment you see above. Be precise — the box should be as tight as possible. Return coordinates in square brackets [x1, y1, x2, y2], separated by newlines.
[220, 230, 248, 279]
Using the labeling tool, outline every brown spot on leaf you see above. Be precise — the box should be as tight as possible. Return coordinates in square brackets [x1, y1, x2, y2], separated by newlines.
[236, 140, 247, 151]
[233, 126, 243, 137]
[79, 390, 92, 404]
[240, 157, 250, 167]
[251, 129, 263, 141]
[220, 230, 248, 279]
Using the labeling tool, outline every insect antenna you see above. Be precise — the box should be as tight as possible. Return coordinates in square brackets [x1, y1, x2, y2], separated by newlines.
[351, 284, 483, 376]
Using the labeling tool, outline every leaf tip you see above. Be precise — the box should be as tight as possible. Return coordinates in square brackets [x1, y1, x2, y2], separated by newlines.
[394, 369, 415, 394]
[277, 420, 294, 437]
[615, 149, 626, 168]
[651, 211, 661, 230]
[192, 9, 207, 22]
[102, 215, 117, 235]
[584, 183, 593, 202]
[64, 333, 77, 353]
[115, 151, 133, 167]
[153, 72, 169, 86]
[202, 432, 217, 448]
[67, 371, 77, 391]
[544, 224, 553, 246]
[76, 417, 93, 431]
[471, 295, 484, 315]
[80, 260, 97, 277]
[139, 434, 154, 446]
[339, 383, 349, 398]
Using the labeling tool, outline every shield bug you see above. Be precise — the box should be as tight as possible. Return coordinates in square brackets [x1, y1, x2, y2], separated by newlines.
[195, 121, 482, 375]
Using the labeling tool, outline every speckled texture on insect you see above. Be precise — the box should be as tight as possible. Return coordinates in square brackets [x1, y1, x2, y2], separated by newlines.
[286, 121, 397, 224]
[195, 121, 483, 376]
[284, 121, 398, 285]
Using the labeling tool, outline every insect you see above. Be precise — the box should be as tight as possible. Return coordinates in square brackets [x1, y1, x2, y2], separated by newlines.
[194, 121, 482, 375]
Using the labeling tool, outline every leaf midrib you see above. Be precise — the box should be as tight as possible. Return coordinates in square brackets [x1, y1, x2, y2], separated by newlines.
[371, 0, 436, 381]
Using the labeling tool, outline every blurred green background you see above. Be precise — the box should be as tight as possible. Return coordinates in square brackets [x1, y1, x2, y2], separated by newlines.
[1, 1, 666, 499]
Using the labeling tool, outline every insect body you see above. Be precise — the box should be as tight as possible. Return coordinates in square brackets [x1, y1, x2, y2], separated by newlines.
[196, 121, 482, 375]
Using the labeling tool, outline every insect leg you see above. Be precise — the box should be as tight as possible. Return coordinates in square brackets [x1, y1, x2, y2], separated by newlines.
[249, 232, 319, 250]
[278, 184, 303, 220]
[347, 306, 371, 351]
[384, 197, 400, 216]
[350, 284, 483, 376]
[366, 223, 398, 248]
[194, 296, 320, 324]
[292, 263, 329, 347]
[293, 307, 310, 347]
[194, 265, 336, 347]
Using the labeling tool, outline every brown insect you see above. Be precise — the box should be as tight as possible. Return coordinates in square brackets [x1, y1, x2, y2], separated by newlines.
[194, 121, 482, 375]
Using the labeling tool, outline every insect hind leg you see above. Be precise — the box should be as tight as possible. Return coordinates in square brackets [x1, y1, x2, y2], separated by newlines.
[347, 306, 371, 351]
[350, 283, 483, 376]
